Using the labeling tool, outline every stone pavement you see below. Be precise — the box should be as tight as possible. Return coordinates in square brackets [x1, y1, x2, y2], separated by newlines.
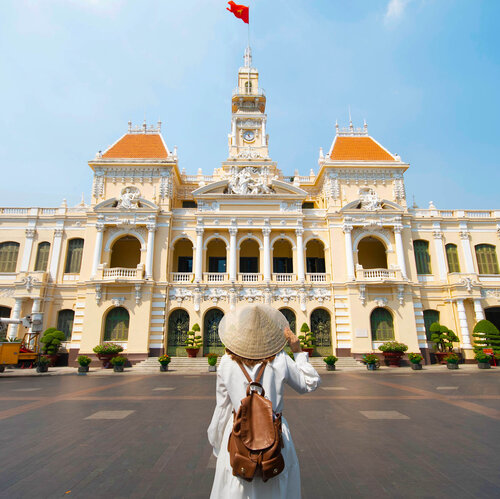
[0, 368, 499, 498]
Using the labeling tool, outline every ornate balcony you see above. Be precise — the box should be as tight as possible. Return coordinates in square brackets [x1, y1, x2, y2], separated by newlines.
[273, 273, 295, 282]
[171, 272, 194, 283]
[204, 272, 228, 282]
[356, 267, 401, 281]
[96, 264, 144, 281]
[306, 273, 328, 283]
[239, 273, 262, 282]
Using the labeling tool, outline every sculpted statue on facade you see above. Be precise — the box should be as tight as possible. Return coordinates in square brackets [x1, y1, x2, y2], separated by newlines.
[359, 188, 382, 211]
[118, 186, 141, 209]
[226, 167, 275, 195]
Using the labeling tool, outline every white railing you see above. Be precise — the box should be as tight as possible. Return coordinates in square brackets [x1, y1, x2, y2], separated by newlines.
[239, 273, 261, 282]
[232, 87, 266, 97]
[465, 211, 491, 218]
[0, 208, 29, 215]
[171, 272, 193, 283]
[410, 209, 494, 219]
[307, 273, 327, 282]
[360, 269, 396, 280]
[103, 268, 138, 278]
[41, 208, 56, 215]
[182, 175, 215, 183]
[204, 272, 227, 282]
[273, 273, 294, 282]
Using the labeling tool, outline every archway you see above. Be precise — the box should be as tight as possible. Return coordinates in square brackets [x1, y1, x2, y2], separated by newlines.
[273, 239, 293, 274]
[173, 239, 193, 273]
[240, 238, 260, 275]
[279, 308, 296, 333]
[203, 308, 225, 355]
[485, 307, 500, 333]
[306, 239, 326, 274]
[110, 235, 141, 268]
[167, 309, 190, 356]
[358, 237, 387, 269]
[370, 308, 394, 341]
[103, 307, 129, 341]
[311, 308, 332, 356]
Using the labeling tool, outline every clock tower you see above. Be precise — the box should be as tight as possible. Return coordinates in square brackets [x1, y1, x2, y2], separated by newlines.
[228, 46, 270, 161]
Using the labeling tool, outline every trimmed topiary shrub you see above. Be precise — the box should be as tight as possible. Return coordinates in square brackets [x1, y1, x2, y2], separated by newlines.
[192, 323, 201, 332]
[40, 328, 66, 355]
[429, 322, 459, 352]
[472, 319, 500, 356]
[298, 323, 316, 349]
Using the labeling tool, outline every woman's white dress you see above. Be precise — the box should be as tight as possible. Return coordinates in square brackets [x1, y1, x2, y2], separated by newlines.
[207, 351, 321, 499]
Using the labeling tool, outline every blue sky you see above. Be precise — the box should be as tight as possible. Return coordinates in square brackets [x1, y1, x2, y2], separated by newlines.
[1, 0, 499, 209]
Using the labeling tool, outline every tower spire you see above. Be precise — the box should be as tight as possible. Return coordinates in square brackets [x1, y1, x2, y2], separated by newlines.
[244, 45, 252, 68]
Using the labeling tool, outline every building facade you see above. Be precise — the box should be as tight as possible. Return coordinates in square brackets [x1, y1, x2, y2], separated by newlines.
[1, 49, 499, 364]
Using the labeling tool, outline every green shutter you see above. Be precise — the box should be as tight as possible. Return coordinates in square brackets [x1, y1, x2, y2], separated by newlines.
[413, 240, 432, 275]
[57, 309, 74, 340]
[475, 245, 499, 275]
[0, 242, 20, 273]
[423, 310, 440, 340]
[370, 308, 394, 341]
[445, 244, 460, 273]
[65, 239, 84, 274]
[35, 242, 50, 272]
[104, 307, 129, 341]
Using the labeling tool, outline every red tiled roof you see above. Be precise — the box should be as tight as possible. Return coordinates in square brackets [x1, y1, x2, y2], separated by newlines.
[102, 134, 168, 159]
[330, 136, 395, 161]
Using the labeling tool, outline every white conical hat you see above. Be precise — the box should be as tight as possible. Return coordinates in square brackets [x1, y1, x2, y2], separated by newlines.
[218, 304, 289, 359]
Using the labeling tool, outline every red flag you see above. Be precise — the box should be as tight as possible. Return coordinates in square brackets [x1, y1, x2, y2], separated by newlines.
[227, 1, 249, 24]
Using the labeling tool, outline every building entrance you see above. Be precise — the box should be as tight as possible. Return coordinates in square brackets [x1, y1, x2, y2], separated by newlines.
[203, 309, 225, 355]
[311, 309, 332, 356]
[167, 309, 189, 357]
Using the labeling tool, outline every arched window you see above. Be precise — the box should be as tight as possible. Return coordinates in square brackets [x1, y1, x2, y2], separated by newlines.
[65, 238, 84, 274]
[475, 244, 499, 275]
[445, 244, 460, 273]
[34, 242, 50, 272]
[104, 307, 129, 341]
[311, 308, 332, 356]
[0, 242, 20, 273]
[279, 308, 296, 333]
[173, 239, 193, 273]
[57, 309, 74, 340]
[358, 237, 387, 269]
[110, 236, 141, 268]
[207, 239, 227, 273]
[203, 308, 224, 355]
[370, 308, 394, 341]
[306, 240, 326, 273]
[245, 80, 252, 93]
[423, 309, 440, 340]
[167, 309, 190, 356]
[240, 239, 259, 274]
[413, 240, 432, 275]
[273, 240, 293, 274]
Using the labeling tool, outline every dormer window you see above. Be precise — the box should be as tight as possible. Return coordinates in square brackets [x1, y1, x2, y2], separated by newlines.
[245, 81, 252, 93]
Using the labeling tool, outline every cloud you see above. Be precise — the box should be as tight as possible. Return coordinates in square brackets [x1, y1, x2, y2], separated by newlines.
[385, 0, 412, 23]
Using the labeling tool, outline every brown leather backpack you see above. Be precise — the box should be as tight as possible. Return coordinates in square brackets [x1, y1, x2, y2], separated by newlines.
[227, 361, 285, 482]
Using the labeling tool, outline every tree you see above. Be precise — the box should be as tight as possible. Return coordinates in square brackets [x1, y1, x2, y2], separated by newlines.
[298, 323, 316, 349]
[472, 320, 500, 356]
[429, 322, 459, 352]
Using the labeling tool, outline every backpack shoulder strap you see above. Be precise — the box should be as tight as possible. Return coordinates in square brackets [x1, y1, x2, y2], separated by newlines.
[236, 360, 267, 384]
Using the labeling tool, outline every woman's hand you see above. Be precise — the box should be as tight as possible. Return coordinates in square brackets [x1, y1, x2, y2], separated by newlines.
[284, 327, 302, 353]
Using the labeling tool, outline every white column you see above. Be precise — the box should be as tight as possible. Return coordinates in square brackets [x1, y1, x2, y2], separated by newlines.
[473, 299, 485, 322]
[343, 224, 355, 280]
[8, 298, 23, 340]
[29, 298, 42, 334]
[460, 231, 475, 273]
[262, 118, 267, 146]
[394, 225, 407, 279]
[296, 228, 305, 283]
[49, 228, 64, 281]
[195, 227, 204, 283]
[20, 229, 36, 272]
[91, 223, 104, 278]
[456, 299, 472, 349]
[229, 227, 238, 282]
[231, 118, 236, 142]
[145, 223, 157, 279]
[262, 228, 271, 282]
[433, 231, 447, 281]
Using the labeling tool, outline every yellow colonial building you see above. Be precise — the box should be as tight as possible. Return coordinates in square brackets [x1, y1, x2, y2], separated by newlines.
[1, 49, 499, 364]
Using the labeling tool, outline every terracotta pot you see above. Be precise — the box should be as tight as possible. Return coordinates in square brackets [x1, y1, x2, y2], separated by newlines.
[435, 352, 449, 365]
[303, 348, 314, 357]
[186, 348, 199, 358]
[383, 352, 403, 367]
[45, 354, 58, 367]
[97, 353, 118, 368]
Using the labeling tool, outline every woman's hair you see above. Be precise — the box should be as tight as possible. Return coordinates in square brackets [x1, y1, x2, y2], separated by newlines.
[225, 348, 276, 367]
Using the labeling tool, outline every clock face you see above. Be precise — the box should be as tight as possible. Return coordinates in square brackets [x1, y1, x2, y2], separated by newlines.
[243, 130, 255, 142]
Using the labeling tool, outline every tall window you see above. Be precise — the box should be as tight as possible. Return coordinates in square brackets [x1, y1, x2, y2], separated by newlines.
[279, 308, 296, 333]
[34, 242, 50, 272]
[413, 240, 432, 275]
[423, 309, 440, 340]
[370, 308, 394, 341]
[104, 307, 129, 341]
[65, 238, 84, 273]
[0, 242, 20, 272]
[245, 80, 252, 93]
[57, 309, 74, 340]
[445, 244, 460, 273]
[475, 244, 499, 275]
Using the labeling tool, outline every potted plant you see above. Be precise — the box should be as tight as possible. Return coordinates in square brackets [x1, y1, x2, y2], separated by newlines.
[93, 343, 124, 368]
[445, 353, 460, 369]
[185, 324, 202, 358]
[408, 353, 423, 370]
[40, 328, 66, 366]
[158, 354, 171, 372]
[110, 355, 127, 372]
[472, 320, 500, 364]
[323, 355, 338, 371]
[36, 355, 50, 373]
[207, 353, 218, 372]
[429, 323, 459, 364]
[298, 323, 315, 357]
[77, 355, 91, 374]
[362, 354, 379, 371]
[474, 351, 491, 369]
[378, 341, 408, 367]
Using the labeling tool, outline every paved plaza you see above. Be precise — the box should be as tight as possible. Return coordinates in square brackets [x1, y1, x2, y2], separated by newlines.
[0, 368, 499, 499]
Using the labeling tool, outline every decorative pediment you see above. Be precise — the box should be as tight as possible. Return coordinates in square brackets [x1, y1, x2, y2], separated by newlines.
[192, 178, 307, 198]
[93, 197, 159, 211]
[341, 198, 404, 212]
